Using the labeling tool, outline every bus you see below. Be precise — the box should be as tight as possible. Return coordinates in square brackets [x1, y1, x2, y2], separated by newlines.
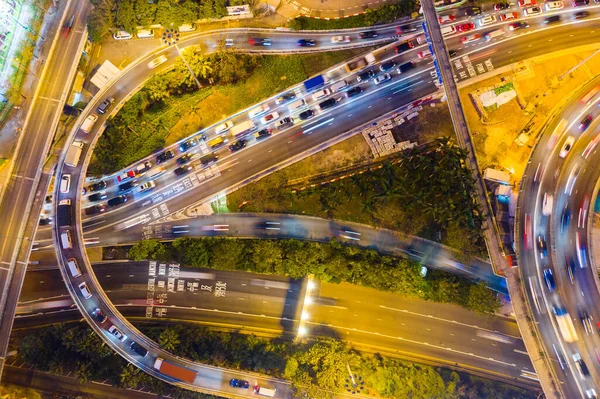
[552, 307, 578, 343]
[580, 85, 600, 104]
[485, 29, 506, 41]
[547, 118, 567, 150]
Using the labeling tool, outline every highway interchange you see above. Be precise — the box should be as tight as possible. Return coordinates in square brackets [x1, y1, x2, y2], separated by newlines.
[4, 0, 600, 397]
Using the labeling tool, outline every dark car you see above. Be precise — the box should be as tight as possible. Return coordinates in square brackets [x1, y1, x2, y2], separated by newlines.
[97, 97, 114, 114]
[567, 255, 576, 283]
[493, 2, 510, 10]
[177, 154, 193, 165]
[174, 165, 192, 176]
[561, 207, 571, 232]
[537, 236, 547, 259]
[395, 41, 414, 54]
[179, 138, 198, 152]
[254, 128, 271, 139]
[297, 39, 316, 47]
[156, 150, 174, 164]
[248, 38, 271, 46]
[448, 49, 458, 57]
[379, 61, 397, 72]
[574, 10, 590, 18]
[358, 31, 378, 39]
[395, 24, 417, 34]
[130, 341, 148, 357]
[88, 192, 108, 202]
[275, 92, 296, 104]
[107, 195, 127, 207]
[397, 61, 415, 74]
[298, 109, 315, 120]
[92, 308, 107, 323]
[579, 114, 593, 131]
[39, 217, 52, 226]
[464, 6, 482, 16]
[84, 204, 105, 216]
[573, 0, 589, 6]
[319, 98, 338, 110]
[87, 181, 106, 192]
[509, 21, 529, 31]
[230, 379, 250, 389]
[119, 181, 137, 192]
[228, 139, 246, 152]
[544, 15, 561, 24]
[346, 86, 363, 98]
[200, 153, 218, 166]
[543, 268, 556, 291]
[357, 70, 375, 82]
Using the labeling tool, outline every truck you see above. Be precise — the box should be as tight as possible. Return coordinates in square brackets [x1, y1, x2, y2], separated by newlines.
[65, 141, 84, 167]
[552, 307, 578, 343]
[344, 53, 376, 73]
[80, 114, 98, 134]
[153, 357, 197, 383]
[483, 168, 510, 184]
[303, 75, 325, 92]
[57, 199, 72, 226]
[230, 120, 256, 139]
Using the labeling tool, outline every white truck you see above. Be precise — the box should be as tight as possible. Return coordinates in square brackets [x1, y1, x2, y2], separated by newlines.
[65, 141, 84, 167]
[483, 168, 510, 184]
[80, 114, 98, 134]
[230, 120, 256, 139]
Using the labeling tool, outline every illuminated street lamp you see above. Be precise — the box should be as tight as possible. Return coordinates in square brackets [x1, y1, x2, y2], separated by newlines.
[162, 29, 202, 90]
[344, 363, 365, 395]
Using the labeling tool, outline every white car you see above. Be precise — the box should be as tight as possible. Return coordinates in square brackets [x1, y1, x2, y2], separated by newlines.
[331, 35, 351, 44]
[478, 15, 497, 26]
[148, 55, 168, 69]
[260, 112, 280, 124]
[215, 121, 234, 135]
[113, 30, 132, 40]
[373, 73, 392, 85]
[559, 136, 575, 158]
[138, 181, 156, 193]
[108, 325, 127, 341]
[523, 6, 542, 16]
[545, 0, 563, 10]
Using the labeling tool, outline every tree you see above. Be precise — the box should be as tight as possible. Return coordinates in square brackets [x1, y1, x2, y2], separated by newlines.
[88, 0, 116, 42]
[466, 282, 500, 315]
[146, 76, 171, 103]
[114, 0, 136, 32]
[121, 364, 144, 388]
[159, 328, 181, 352]
[129, 239, 169, 261]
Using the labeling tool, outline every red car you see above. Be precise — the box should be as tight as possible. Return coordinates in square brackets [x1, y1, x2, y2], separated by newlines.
[438, 15, 456, 24]
[117, 170, 135, 182]
[456, 22, 475, 32]
[500, 12, 518, 21]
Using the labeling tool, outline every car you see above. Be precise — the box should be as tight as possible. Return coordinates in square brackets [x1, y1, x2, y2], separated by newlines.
[461, 34, 482, 44]
[509, 21, 529, 30]
[574, 10, 590, 18]
[97, 97, 114, 114]
[573, 0, 589, 5]
[297, 39, 316, 47]
[133, 161, 152, 176]
[119, 180, 137, 192]
[537, 236, 547, 259]
[448, 49, 458, 57]
[494, 2, 511, 10]
[276, 117, 293, 130]
[130, 341, 148, 357]
[148, 55, 168, 69]
[87, 181, 106, 192]
[464, 6, 482, 16]
[579, 114, 593, 131]
[586, 389, 598, 399]
[88, 192, 108, 202]
[565, 165, 580, 196]
[116, 170, 135, 182]
[346, 86, 363, 98]
[113, 30, 133, 40]
[518, 0, 535, 6]
[156, 150, 174, 164]
[583, 133, 600, 158]
[230, 379, 250, 389]
[573, 353, 590, 377]
[107, 195, 127, 207]
[580, 310, 593, 334]
[478, 15, 497, 26]
[319, 98, 339, 110]
[39, 217, 52, 225]
[456, 23, 475, 33]
[559, 136, 575, 158]
[567, 255, 576, 283]
[275, 92, 296, 104]
[397, 61, 415, 74]
[438, 15, 456, 24]
[215, 121, 234, 135]
[108, 325, 127, 341]
[523, 6, 541, 15]
[373, 73, 392, 85]
[92, 308, 108, 323]
[358, 31, 378, 39]
[357, 70, 375, 82]
[500, 12, 518, 21]
[545, 0, 564, 10]
[298, 109, 314, 120]
[174, 165, 192, 176]
[543, 268, 555, 291]
[176, 154, 193, 165]
[542, 193, 553, 216]
[395, 41, 414, 54]
[396, 25, 418, 34]
[84, 204, 105, 216]
[253, 128, 271, 139]
[331, 35, 351, 43]
[544, 15, 561, 24]
[228, 140, 246, 152]
[561, 207, 571, 232]
[138, 181, 156, 193]
[379, 61, 396, 72]
[260, 112, 280, 124]
[248, 38, 271, 46]
[179, 138, 198, 152]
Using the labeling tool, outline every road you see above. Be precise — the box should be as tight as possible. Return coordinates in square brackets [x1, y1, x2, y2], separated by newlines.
[0, 0, 90, 377]
[13, 261, 536, 389]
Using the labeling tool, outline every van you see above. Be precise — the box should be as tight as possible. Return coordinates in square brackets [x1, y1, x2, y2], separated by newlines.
[67, 258, 81, 277]
[178, 23, 197, 32]
[136, 29, 155, 39]
[60, 174, 71, 194]
[288, 99, 306, 112]
[330, 80, 348, 92]
[60, 230, 72, 249]
[441, 25, 456, 36]
[312, 88, 330, 101]
[113, 30, 132, 40]
[80, 114, 98, 134]
[484, 29, 506, 42]
[248, 104, 270, 119]
[78, 282, 92, 299]
[253, 386, 276, 397]
[207, 137, 224, 148]
[147, 166, 165, 179]
[200, 153, 218, 166]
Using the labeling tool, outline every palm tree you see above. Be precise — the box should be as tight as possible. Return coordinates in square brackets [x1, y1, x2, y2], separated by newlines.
[159, 328, 180, 352]
[360, 195, 376, 213]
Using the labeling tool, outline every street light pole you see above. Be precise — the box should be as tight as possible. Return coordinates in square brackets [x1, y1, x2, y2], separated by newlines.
[162, 29, 202, 90]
